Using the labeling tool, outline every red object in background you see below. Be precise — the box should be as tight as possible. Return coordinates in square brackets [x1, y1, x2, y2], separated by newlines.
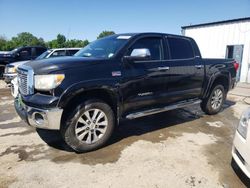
[233, 61, 239, 72]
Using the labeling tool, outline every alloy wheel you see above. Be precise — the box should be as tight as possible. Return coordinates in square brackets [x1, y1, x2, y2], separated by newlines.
[211, 88, 223, 110]
[75, 108, 108, 144]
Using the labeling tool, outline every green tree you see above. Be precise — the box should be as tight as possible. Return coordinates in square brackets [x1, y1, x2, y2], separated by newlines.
[0, 36, 7, 51]
[0, 32, 90, 51]
[82, 40, 89, 47]
[97, 31, 115, 39]
[47, 38, 89, 49]
[46, 39, 58, 49]
[56, 34, 66, 48]
[65, 39, 83, 48]
[4, 41, 15, 51]
[11, 32, 46, 47]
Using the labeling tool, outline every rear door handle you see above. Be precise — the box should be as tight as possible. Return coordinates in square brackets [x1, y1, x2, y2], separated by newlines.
[195, 65, 204, 69]
[157, 66, 170, 71]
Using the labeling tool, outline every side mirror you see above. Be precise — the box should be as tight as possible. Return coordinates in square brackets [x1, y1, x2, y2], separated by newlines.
[124, 48, 151, 62]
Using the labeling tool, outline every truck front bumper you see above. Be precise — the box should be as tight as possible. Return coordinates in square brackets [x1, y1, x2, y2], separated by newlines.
[14, 97, 63, 130]
[3, 73, 17, 84]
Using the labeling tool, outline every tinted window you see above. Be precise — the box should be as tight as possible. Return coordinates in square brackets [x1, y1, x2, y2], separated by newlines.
[18, 48, 31, 59]
[50, 50, 66, 57]
[129, 37, 163, 60]
[66, 50, 79, 56]
[19, 48, 31, 56]
[36, 47, 46, 56]
[168, 37, 194, 59]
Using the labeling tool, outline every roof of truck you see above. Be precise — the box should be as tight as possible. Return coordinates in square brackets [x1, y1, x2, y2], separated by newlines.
[48, 48, 81, 51]
[109, 32, 191, 39]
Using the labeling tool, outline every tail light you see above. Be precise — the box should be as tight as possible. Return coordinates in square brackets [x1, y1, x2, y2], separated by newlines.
[233, 61, 239, 72]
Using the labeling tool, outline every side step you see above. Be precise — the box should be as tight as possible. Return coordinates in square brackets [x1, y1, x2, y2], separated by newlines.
[126, 99, 202, 119]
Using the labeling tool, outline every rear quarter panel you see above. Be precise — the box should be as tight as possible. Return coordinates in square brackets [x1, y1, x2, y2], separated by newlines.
[201, 58, 236, 98]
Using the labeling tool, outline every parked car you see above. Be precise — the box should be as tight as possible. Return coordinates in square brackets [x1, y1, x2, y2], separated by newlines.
[232, 107, 250, 178]
[14, 33, 238, 152]
[0, 46, 47, 77]
[3, 48, 81, 84]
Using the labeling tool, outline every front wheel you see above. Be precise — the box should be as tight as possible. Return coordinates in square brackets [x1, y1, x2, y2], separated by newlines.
[61, 99, 115, 153]
[201, 84, 226, 115]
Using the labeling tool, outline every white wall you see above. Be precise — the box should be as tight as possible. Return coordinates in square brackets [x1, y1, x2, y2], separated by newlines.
[183, 21, 250, 83]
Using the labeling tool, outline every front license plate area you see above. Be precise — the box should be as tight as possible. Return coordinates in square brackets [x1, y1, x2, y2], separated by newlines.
[17, 94, 25, 109]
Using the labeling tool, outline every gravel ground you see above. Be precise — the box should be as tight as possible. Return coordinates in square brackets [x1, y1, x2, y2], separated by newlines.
[0, 80, 7, 89]
[0, 80, 249, 188]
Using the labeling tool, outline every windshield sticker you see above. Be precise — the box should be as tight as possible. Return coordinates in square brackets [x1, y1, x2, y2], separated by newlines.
[117, 36, 131, 39]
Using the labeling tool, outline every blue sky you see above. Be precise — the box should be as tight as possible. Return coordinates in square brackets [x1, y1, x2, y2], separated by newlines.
[0, 0, 250, 42]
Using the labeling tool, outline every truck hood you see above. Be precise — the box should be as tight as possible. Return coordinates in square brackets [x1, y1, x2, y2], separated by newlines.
[0, 51, 11, 55]
[0, 51, 13, 57]
[23, 56, 104, 74]
[7, 60, 30, 67]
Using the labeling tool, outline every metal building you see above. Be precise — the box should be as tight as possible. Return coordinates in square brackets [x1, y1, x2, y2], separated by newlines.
[182, 17, 250, 83]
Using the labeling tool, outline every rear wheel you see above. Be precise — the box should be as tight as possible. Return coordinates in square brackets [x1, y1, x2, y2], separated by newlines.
[61, 99, 115, 153]
[201, 84, 226, 115]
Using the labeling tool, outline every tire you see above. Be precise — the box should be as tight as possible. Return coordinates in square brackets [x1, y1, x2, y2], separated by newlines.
[61, 99, 115, 153]
[201, 84, 226, 115]
[0, 66, 4, 78]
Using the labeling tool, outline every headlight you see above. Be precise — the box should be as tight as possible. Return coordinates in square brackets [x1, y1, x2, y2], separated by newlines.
[34, 74, 65, 91]
[237, 108, 250, 139]
[5, 66, 17, 73]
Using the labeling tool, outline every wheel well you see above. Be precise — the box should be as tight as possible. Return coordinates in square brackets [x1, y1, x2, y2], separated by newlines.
[61, 89, 118, 121]
[211, 76, 229, 93]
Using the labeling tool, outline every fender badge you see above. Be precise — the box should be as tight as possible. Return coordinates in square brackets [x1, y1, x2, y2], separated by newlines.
[112, 71, 121, 77]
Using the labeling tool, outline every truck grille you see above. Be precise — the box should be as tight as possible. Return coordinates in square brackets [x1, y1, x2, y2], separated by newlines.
[17, 65, 34, 95]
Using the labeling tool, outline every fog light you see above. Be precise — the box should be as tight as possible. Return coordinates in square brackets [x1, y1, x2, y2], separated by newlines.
[34, 113, 45, 125]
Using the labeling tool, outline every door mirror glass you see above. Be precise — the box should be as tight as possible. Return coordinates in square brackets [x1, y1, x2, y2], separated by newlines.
[124, 48, 151, 61]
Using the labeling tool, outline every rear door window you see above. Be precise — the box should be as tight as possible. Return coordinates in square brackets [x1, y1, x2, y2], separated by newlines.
[36, 47, 46, 56]
[50, 50, 66, 57]
[66, 50, 79, 56]
[167, 37, 194, 59]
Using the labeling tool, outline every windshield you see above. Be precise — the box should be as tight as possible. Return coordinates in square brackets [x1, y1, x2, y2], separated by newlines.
[36, 50, 52, 60]
[74, 36, 129, 59]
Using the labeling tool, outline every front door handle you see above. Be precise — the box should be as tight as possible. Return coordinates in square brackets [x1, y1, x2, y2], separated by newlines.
[195, 65, 204, 69]
[157, 66, 170, 71]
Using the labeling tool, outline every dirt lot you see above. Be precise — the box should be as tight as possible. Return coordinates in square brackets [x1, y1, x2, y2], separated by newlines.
[0, 80, 250, 188]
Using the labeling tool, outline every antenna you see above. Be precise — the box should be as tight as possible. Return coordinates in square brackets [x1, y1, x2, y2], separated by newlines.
[66, 27, 71, 55]
[67, 27, 71, 40]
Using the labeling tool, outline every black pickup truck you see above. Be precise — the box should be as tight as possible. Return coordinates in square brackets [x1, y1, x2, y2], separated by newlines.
[0, 46, 47, 77]
[15, 33, 238, 152]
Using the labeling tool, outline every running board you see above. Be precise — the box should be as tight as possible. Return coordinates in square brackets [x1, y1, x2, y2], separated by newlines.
[126, 99, 202, 119]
